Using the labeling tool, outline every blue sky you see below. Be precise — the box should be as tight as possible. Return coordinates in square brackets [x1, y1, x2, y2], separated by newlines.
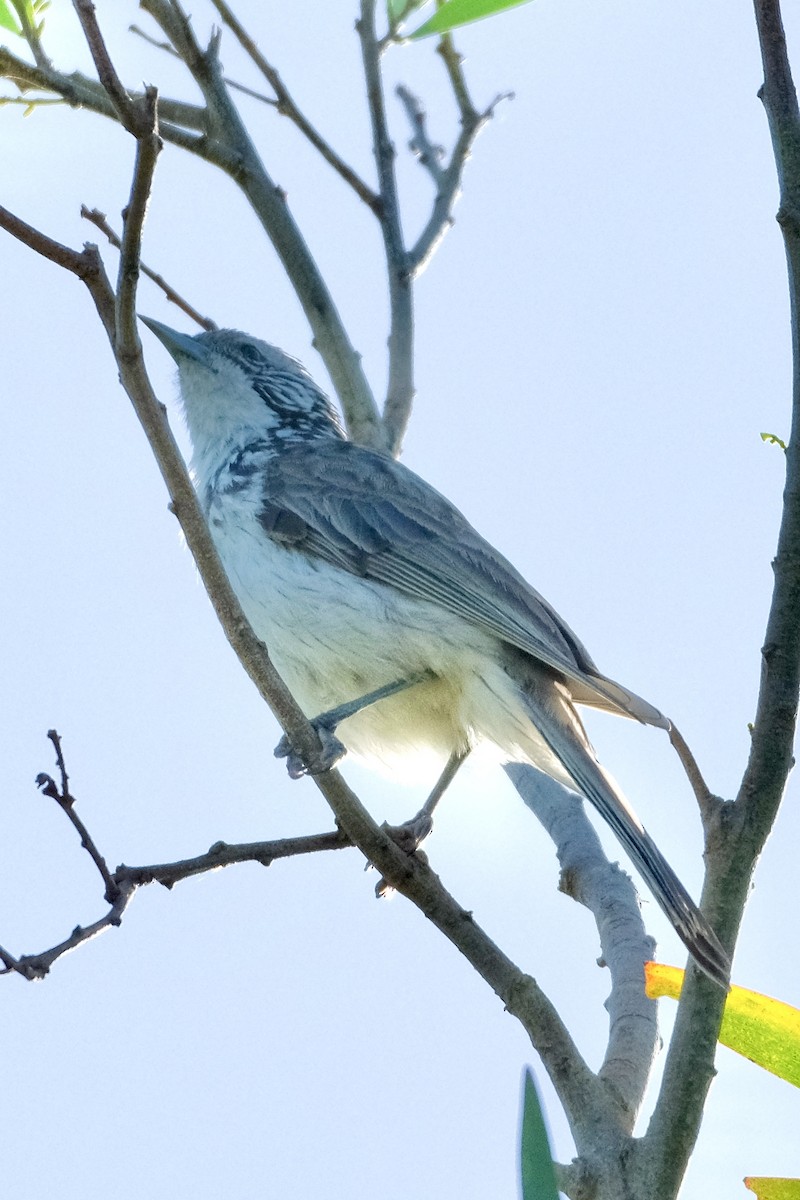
[2, 2, 799, 1196]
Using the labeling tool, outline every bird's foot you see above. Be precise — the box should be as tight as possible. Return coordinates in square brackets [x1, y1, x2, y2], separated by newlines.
[384, 811, 434, 855]
[274, 718, 346, 779]
[374, 812, 434, 897]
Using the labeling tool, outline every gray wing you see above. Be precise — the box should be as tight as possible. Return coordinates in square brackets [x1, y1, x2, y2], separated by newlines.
[258, 440, 668, 728]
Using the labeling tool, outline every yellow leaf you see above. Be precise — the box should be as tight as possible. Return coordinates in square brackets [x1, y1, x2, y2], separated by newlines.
[745, 1178, 800, 1199]
[644, 963, 800, 1087]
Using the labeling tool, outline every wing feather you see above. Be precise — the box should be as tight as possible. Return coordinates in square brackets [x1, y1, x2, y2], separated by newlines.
[258, 440, 667, 728]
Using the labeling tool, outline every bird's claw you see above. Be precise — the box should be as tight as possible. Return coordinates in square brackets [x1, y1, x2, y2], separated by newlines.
[384, 812, 434, 854]
[274, 720, 346, 778]
[374, 813, 434, 897]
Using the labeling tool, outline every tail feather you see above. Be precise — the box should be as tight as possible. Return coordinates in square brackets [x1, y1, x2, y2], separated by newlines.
[520, 684, 730, 989]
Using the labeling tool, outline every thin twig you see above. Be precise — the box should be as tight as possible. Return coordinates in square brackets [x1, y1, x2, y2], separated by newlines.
[35, 730, 119, 902]
[358, 0, 415, 457]
[80, 206, 217, 330]
[396, 83, 445, 185]
[129, 22, 276, 107]
[1, 831, 353, 980]
[0, 893, 133, 980]
[0, 203, 117, 341]
[667, 724, 721, 830]
[208, 0, 381, 214]
[72, 0, 144, 135]
[739, 0, 800, 827]
[0, 47, 209, 133]
[114, 85, 162, 347]
[11, 0, 51, 71]
[407, 89, 509, 278]
[437, 33, 478, 123]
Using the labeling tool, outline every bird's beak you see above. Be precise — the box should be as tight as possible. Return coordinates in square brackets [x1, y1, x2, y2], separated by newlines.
[140, 315, 209, 364]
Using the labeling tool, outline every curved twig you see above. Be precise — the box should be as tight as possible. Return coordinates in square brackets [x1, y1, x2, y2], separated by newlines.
[667, 723, 723, 831]
[208, 0, 381, 214]
[80, 206, 217, 330]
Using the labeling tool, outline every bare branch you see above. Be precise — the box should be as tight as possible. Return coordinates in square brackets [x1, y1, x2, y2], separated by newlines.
[408, 86, 509, 279]
[35, 730, 119, 902]
[81, 206, 217, 330]
[120, 831, 353, 887]
[358, 0, 415, 457]
[738, 0, 800, 832]
[0, 889, 134, 980]
[115, 86, 162, 349]
[0, 45, 209, 133]
[0, 204, 116, 340]
[397, 83, 445, 186]
[72, 0, 146, 136]
[667, 724, 725, 832]
[129, 22, 276, 107]
[207, 0, 381, 214]
[2, 831, 353, 981]
[506, 764, 659, 1126]
[641, 5, 800, 1193]
[437, 33, 479, 125]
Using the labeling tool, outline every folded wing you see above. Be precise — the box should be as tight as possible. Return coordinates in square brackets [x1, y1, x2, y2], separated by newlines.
[258, 440, 668, 729]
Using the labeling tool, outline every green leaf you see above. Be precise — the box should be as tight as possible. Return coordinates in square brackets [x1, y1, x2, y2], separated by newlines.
[520, 1069, 560, 1200]
[645, 964, 800, 1088]
[761, 431, 788, 451]
[387, 0, 428, 22]
[0, 0, 23, 35]
[745, 1180, 800, 1199]
[410, 0, 533, 38]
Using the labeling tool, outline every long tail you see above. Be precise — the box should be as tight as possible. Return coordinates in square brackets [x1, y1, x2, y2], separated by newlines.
[518, 681, 730, 989]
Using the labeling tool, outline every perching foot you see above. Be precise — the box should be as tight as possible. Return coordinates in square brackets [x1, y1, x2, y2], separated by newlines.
[274, 718, 346, 779]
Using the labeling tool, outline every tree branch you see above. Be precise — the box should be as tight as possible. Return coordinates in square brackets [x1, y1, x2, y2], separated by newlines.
[207, 0, 381, 214]
[129, 22, 276, 107]
[358, 0, 415, 456]
[2, 828, 353, 981]
[506, 764, 659, 1127]
[72, 0, 147, 136]
[80, 206, 217, 330]
[739, 0, 800, 842]
[667, 723, 724, 832]
[0, 46, 209, 133]
[639, 4, 800, 1192]
[397, 83, 445, 186]
[35, 730, 119, 902]
[0, 203, 117, 340]
[407, 41, 508, 279]
[9, 727, 620, 1154]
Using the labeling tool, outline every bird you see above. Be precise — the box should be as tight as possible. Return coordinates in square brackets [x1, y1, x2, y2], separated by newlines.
[142, 316, 730, 989]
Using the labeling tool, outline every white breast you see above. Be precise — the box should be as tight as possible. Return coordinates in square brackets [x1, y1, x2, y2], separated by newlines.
[206, 479, 572, 787]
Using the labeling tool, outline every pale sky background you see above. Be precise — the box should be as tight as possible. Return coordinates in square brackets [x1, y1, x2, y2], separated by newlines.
[2, 2, 799, 1197]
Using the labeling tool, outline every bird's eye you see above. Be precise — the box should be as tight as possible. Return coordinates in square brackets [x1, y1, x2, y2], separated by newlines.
[238, 343, 262, 365]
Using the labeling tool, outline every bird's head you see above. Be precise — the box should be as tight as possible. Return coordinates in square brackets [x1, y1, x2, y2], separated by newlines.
[141, 318, 344, 470]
